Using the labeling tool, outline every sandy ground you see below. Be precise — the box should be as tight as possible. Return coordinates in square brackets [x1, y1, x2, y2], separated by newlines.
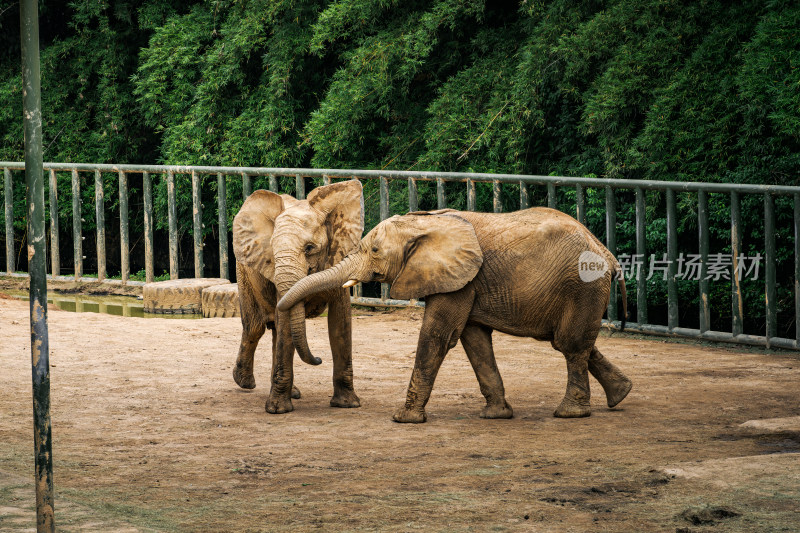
[1, 292, 799, 532]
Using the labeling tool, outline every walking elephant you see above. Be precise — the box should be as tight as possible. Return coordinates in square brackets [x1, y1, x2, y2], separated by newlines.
[277, 207, 632, 423]
[232, 179, 363, 414]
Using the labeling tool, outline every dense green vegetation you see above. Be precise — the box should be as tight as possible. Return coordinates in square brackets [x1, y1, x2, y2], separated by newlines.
[1, 0, 799, 335]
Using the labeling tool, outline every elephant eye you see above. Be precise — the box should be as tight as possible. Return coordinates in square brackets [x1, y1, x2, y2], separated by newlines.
[371, 246, 379, 253]
[305, 244, 315, 254]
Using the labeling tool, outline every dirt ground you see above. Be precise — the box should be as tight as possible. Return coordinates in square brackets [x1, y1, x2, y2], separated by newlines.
[1, 287, 799, 532]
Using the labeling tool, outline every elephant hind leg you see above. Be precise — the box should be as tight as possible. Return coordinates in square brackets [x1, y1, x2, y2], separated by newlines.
[553, 347, 592, 418]
[588, 346, 632, 408]
[460, 324, 512, 419]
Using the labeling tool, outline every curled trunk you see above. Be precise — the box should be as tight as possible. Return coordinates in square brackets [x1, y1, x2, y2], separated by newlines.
[278, 254, 366, 313]
[274, 263, 321, 366]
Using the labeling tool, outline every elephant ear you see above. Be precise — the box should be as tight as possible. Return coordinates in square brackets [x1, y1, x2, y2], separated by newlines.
[307, 180, 364, 267]
[233, 190, 284, 279]
[390, 213, 483, 300]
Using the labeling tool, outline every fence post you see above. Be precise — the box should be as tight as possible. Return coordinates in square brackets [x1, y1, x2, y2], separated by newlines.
[765, 193, 776, 346]
[143, 172, 154, 283]
[666, 188, 678, 330]
[408, 177, 418, 212]
[437, 178, 446, 209]
[323, 174, 331, 186]
[269, 174, 278, 193]
[94, 170, 105, 281]
[48, 169, 59, 276]
[192, 170, 204, 278]
[493, 180, 502, 213]
[605, 187, 617, 322]
[547, 182, 556, 210]
[295, 174, 305, 200]
[380, 176, 390, 300]
[71, 169, 82, 280]
[635, 187, 647, 324]
[242, 172, 252, 199]
[731, 191, 743, 336]
[20, 0, 55, 526]
[467, 178, 476, 211]
[218, 173, 228, 280]
[119, 171, 129, 284]
[795, 193, 800, 348]
[4, 168, 13, 273]
[167, 171, 178, 279]
[575, 184, 585, 225]
[698, 190, 709, 333]
[519, 180, 529, 210]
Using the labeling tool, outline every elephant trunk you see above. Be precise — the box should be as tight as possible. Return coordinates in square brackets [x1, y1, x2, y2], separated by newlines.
[274, 258, 321, 366]
[278, 253, 367, 313]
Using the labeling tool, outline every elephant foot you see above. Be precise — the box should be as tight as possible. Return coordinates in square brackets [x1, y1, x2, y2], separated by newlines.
[265, 394, 294, 414]
[330, 389, 361, 408]
[553, 397, 591, 418]
[392, 407, 427, 424]
[233, 367, 256, 389]
[480, 401, 513, 419]
[603, 377, 632, 408]
[291, 386, 302, 400]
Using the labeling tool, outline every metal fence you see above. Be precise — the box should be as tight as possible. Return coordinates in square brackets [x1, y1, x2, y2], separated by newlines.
[2, 162, 799, 351]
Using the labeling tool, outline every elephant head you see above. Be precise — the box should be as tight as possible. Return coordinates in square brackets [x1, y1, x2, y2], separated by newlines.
[277, 212, 483, 312]
[233, 180, 363, 365]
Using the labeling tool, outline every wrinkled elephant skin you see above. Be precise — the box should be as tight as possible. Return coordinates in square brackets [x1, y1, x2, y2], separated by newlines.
[278, 208, 632, 423]
[232, 180, 364, 414]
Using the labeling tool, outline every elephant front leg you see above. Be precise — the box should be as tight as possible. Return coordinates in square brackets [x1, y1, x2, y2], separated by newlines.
[266, 312, 296, 414]
[461, 324, 512, 419]
[327, 289, 360, 408]
[233, 311, 266, 390]
[393, 289, 474, 423]
[554, 349, 592, 418]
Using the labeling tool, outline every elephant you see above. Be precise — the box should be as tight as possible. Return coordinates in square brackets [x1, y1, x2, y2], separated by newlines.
[232, 179, 364, 414]
[277, 207, 632, 423]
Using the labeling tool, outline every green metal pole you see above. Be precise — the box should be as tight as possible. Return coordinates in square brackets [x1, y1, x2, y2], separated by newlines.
[217, 173, 228, 280]
[605, 187, 617, 322]
[437, 178, 446, 209]
[519, 180, 529, 210]
[143, 172, 153, 283]
[408, 177, 418, 212]
[698, 190, 710, 333]
[575, 184, 585, 225]
[765, 193, 776, 346]
[731, 191, 743, 336]
[192, 170, 203, 278]
[4, 167, 14, 273]
[20, 0, 55, 528]
[635, 187, 648, 325]
[466, 179, 476, 211]
[95, 170, 106, 281]
[666, 188, 678, 329]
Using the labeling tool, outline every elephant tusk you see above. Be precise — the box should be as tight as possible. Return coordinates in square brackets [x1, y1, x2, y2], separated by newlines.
[342, 279, 359, 288]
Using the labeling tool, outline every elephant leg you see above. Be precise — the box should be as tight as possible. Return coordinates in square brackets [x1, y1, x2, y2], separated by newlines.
[393, 287, 475, 424]
[588, 346, 632, 408]
[266, 312, 296, 414]
[269, 328, 301, 399]
[553, 347, 592, 418]
[460, 324, 512, 419]
[233, 284, 266, 390]
[327, 288, 360, 408]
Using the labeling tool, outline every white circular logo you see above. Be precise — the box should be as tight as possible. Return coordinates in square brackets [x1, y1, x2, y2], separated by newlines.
[578, 251, 609, 282]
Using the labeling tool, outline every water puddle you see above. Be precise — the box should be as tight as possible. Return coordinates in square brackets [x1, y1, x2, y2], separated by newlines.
[5, 291, 202, 319]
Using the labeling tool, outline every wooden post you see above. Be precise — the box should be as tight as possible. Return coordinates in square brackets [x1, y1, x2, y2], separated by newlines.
[143, 172, 154, 283]
[94, 170, 105, 281]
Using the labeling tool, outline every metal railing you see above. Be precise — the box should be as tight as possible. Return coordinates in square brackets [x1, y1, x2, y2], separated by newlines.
[2, 161, 799, 350]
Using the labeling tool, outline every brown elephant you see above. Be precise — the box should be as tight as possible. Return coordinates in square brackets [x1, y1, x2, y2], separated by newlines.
[277, 207, 632, 423]
[232, 179, 363, 414]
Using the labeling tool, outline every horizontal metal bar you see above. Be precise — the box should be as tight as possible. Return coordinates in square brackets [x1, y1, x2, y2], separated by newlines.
[351, 296, 425, 308]
[602, 321, 799, 351]
[4, 162, 800, 195]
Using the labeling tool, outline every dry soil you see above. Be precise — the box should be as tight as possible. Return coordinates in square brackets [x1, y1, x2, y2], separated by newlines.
[1, 290, 799, 532]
